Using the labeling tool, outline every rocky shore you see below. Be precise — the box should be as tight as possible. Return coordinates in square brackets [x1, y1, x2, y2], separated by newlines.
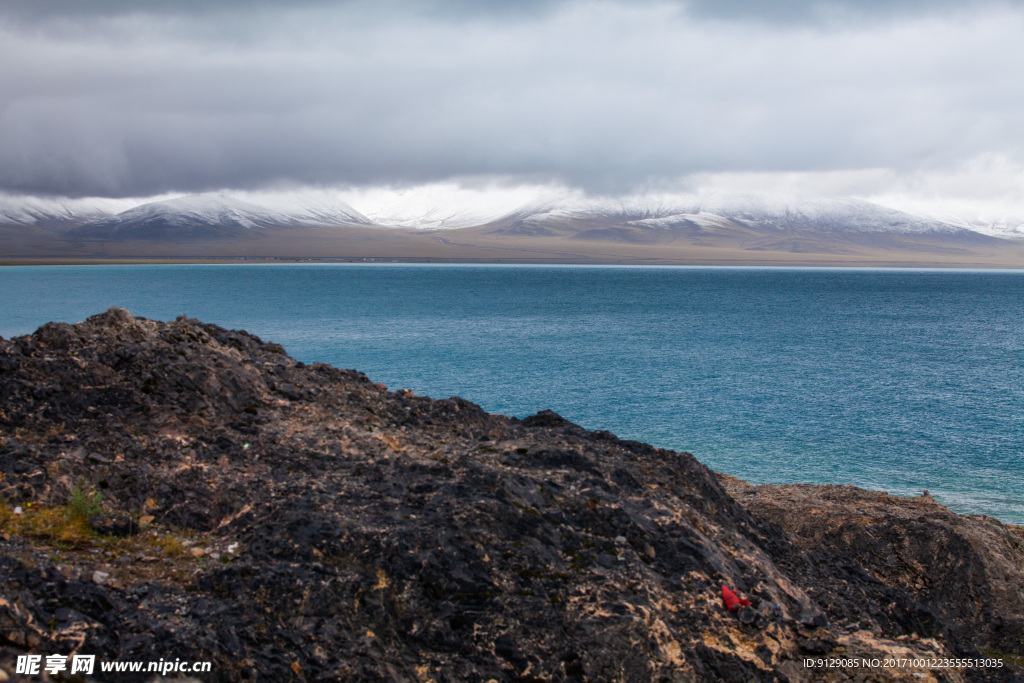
[1, 308, 1021, 682]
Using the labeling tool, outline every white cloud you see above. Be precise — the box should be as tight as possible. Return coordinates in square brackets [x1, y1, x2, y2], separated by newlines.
[858, 155, 1024, 233]
[0, 1, 1021, 197]
[331, 181, 577, 228]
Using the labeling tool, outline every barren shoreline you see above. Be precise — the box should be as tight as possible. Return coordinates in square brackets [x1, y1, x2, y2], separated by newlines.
[3, 255, 1024, 269]
[4, 219, 1024, 269]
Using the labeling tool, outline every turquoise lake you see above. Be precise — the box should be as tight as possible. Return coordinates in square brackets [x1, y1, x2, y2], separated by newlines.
[1, 264, 1021, 524]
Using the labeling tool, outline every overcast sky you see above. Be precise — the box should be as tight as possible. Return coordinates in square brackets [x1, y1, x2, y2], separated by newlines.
[1, 0, 1021, 213]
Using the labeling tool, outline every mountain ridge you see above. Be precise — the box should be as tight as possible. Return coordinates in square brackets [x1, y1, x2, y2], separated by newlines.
[2, 191, 1019, 238]
[2, 191, 1023, 266]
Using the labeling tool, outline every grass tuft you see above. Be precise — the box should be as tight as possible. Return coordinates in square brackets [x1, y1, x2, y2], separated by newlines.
[153, 533, 186, 556]
[69, 485, 103, 522]
[0, 500, 95, 546]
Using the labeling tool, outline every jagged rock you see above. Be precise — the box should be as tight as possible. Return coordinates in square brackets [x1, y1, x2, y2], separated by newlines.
[88, 513, 138, 537]
[721, 476, 1024, 664]
[0, 308, 1020, 682]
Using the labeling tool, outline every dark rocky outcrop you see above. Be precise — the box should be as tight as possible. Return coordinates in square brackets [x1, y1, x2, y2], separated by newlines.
[720, 478, 1024, 668]
[0, 308, 1021, 682]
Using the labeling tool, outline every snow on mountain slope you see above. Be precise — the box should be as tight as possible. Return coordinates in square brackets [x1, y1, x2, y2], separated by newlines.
[112, 193, 369, 228]
[112, 195, 280, 229]
[690, 195, 964, 234]
[2, 187, 1017, 243]
[516, 194, 685, 224]
[0, 190, 371, 230]
[232, 189, 373, 226]
[866, 201, 1024, 240]
[0, 193, 138, 227]
[931, 213, 1024, 239]
[492, 193, 969, 236]
[341, 183, 568, 229]
[70, 192, 373, 240]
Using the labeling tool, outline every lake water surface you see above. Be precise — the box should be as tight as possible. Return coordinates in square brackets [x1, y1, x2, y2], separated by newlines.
[2, 264, 1021, 523]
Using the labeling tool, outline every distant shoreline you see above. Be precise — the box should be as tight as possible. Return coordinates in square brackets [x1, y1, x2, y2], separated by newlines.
[4, 256, 1024, 269]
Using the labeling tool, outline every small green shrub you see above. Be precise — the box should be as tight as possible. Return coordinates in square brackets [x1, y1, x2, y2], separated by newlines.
[68, 485, 103, 522]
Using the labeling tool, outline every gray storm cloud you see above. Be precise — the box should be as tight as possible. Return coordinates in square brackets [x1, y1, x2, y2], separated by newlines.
[0, 0, 1021, 197]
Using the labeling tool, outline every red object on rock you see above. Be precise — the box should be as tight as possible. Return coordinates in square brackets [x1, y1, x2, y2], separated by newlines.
[373, 383, 387, 392]
[721, 585, 752, 611]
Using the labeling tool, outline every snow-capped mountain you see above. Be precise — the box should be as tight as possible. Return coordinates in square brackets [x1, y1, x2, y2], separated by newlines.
[471, 193, 1002, 250]
[344, 183, 564, 229]
[892, 208, 1024, 241]
[364, 204, 499, 230]
[0, 189, 1018, 251]
[0, 193, 135, 229]
[488, 194, 959, 233]
[0, 191, 372, 238]
[69, 193, 371, 240]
